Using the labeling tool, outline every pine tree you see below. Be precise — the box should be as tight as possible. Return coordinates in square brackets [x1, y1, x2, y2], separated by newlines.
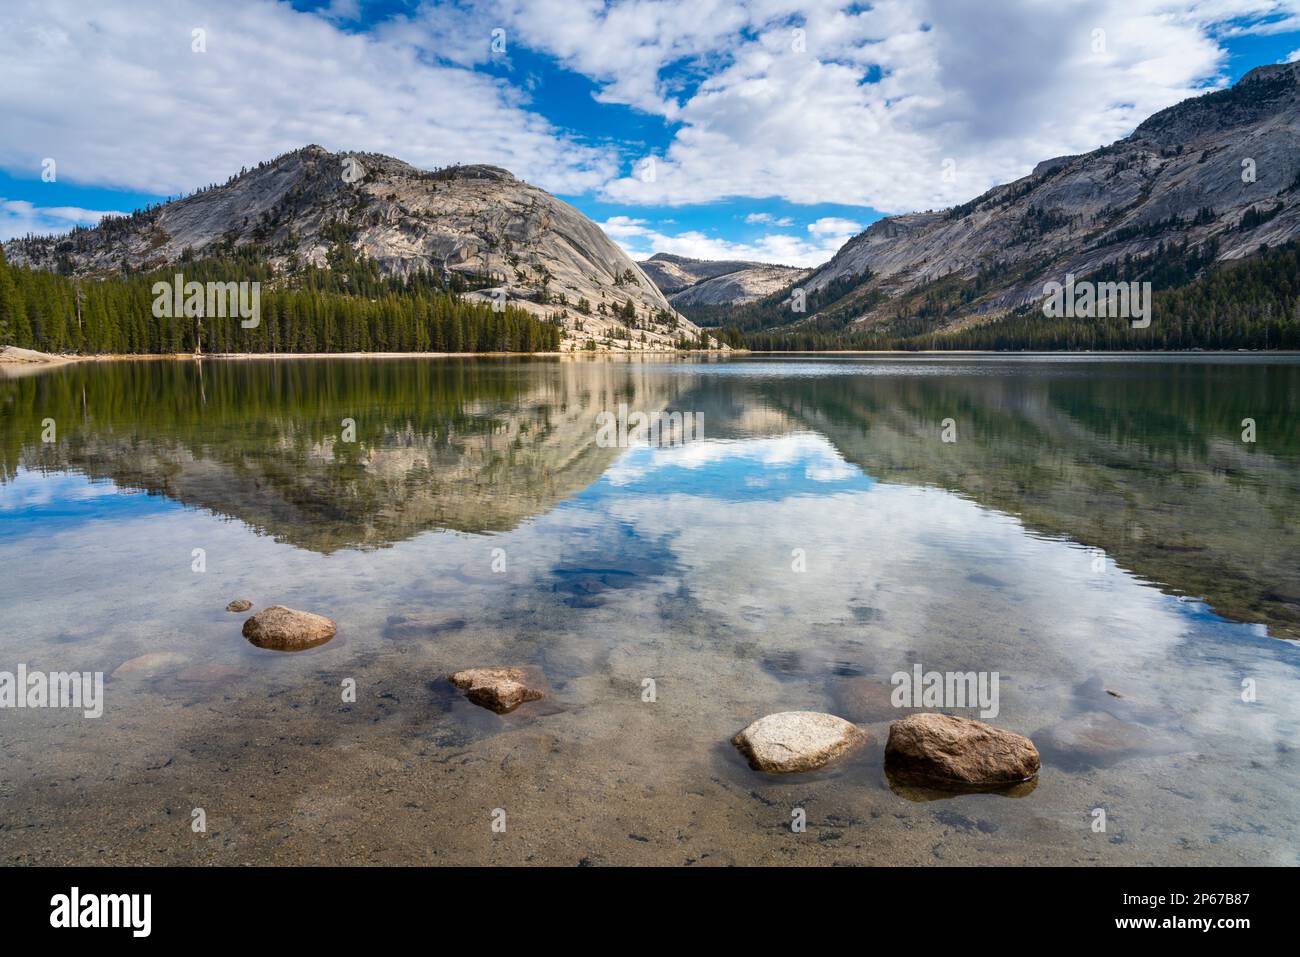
[0, 247, 29, 346]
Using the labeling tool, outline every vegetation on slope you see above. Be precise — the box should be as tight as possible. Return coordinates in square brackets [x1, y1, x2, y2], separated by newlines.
[0, 244, 563, 354]
[724, 240, 1300, 351]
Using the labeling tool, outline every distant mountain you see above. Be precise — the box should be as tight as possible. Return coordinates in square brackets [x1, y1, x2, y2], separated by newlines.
[5, 146, 711, 351]
[638, 253, 754, 293]
[639, 252, 807, 306]
[669, 264, 811, 308]
[722, 62, 1300, 347]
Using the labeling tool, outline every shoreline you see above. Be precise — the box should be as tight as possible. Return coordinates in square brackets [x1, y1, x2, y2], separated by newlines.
[0, 347, 717, 365]
[5, 345, 1300, 369]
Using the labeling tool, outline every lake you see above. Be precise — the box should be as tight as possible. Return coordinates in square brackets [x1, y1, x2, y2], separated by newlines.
[1, 354, 1298, 865]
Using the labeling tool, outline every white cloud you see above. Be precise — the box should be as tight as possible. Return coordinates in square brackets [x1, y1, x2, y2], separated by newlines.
[601, 214, 856, 267]
[453, 0, 756, 119]
[745, 212, 794, 227]
[807, 216, 863, 236]
[0, 0, 617, 198]
[0, 199, 126, 242]
[4, 0, 1299, 235]
[1223, 12, 1300, 36]
[472, 0, 1300, 212]
[602, 433, 849, 486]
[1287, 47, 1300, 61]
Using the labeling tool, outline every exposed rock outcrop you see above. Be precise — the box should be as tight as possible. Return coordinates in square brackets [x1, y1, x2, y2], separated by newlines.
[0, 346, 68, 365]
[669, 264, 811, 307]
[639, 252, 807, 306]
[638, 253, 750, 293]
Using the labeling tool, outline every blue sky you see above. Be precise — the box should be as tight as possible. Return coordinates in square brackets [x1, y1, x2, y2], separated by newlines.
[2, 1, 1299, 267]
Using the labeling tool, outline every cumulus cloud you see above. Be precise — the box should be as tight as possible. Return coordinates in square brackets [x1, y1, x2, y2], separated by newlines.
[0, 199, 126, 242]
[601, 214, 859, 267]
[745, 212, 794, 227]
[807, 216, 863, 236]
[4, 0, 1299, 234]
[0, 0, 617, 198]
[469, 0, 1300, 212]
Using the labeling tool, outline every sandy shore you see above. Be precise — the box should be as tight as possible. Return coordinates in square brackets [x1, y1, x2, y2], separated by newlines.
[0, 345, 82, 365]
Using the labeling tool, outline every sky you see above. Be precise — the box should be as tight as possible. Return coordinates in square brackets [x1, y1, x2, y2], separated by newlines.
[2, 0, 1300, 268]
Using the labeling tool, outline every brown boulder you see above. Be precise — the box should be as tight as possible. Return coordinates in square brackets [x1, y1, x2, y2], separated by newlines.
[226, 599, 252, 613]
[449, 667, 544, 713]
[731, 711, 866, 773]
[242, 605, 336, 651]
[885, 713, 1039, 787]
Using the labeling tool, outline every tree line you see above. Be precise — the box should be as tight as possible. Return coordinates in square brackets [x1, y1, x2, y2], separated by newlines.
[723, 240, 1300, 351]
[0, 245, 563, 354]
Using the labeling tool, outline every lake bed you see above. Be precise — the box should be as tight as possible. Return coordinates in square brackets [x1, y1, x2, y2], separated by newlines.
[1, 354, 1297, 865]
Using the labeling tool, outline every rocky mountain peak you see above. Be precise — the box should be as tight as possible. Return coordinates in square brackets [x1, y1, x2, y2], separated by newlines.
[639, 252, 807, 306]
[1132, 60, 1299, 143]
[779, 62, 1300, 335]
[4, 146, 710, 351]
[1239, 60, 1300, 85]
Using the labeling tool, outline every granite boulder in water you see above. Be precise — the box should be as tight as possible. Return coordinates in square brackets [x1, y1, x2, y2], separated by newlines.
[731, 711, 866, 773]
[242, 605, 336, 651]
[449, 667, 545, 714]
[885, 713, 1039, 787]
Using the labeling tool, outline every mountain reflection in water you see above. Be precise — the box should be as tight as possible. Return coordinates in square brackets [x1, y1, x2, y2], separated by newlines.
[1, 355, 1298, 866]
[3, 355, 1296, 637]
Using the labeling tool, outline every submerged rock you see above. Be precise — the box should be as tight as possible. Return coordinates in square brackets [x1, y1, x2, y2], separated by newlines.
[112, 652, 189, 679]
[242, 605, 336, 651]
[885, 713, 1039, 788]
[731, 711, 866, 773]
[833, 677, 922, 723]
[226, 599, 252, 613]
[1071, 676, 1176, 721]
[1036, 711, 1184, 768]
[449, 667, 545, 713]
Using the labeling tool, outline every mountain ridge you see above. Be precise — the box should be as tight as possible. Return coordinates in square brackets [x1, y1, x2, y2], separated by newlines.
[4, 145, 715, 351]
[709, 60, 1300, 344]
[638, 252, 808, 307]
